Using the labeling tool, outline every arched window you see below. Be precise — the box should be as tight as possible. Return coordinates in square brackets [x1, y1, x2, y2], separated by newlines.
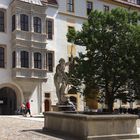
[34, 52, 42, 69]
[0, 11, 4, 32]
[34, 17, 41, 33]
[20, 14, 28, 31]
[12, 51, 16, 68]
[21, 51, 29, 68]
[0, 47, 4, 68]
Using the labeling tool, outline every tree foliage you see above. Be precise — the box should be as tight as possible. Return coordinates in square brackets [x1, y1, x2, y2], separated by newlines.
[67, 8, 140, 112]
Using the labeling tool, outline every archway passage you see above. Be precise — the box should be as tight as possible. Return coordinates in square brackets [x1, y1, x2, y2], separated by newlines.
[0, 87, 17, 115]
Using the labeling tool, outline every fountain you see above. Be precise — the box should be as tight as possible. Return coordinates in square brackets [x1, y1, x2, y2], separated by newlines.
[43, 58, 139, 139]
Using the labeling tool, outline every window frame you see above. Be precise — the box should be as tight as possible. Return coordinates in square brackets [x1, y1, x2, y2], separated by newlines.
[137, 0, 140, 5]
[67, 26, 75, 42]
[12, 15, 16, 31]
[46, 51, 54, 72]
[12, 51, 16, 68]
[103, 5, 109, 12]
[67, 0, 74, 12]
[46, 18, 54, 40]
[87, 1, 93, 15]
[33, 17, 41, 33]
[0, 10, 5, 32]
[20, 14, 29, 31]
[20, 51, 29, 68]
[34, 52, 42, 69]
[0, 47, 5, 68]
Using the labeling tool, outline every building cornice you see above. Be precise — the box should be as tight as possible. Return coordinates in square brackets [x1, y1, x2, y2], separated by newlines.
[58, 11, 87, 20]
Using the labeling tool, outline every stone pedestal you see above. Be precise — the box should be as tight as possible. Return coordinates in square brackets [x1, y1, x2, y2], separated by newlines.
[58, 105, 74, 111]
[43, 112, 139, 140]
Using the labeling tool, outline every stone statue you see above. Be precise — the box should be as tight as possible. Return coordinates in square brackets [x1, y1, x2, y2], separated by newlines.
[54, 58, 71, 104]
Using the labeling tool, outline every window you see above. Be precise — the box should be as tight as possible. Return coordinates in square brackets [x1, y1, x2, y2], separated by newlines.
[128, 0, 137, 3]
[67, 0, 74, 12]
[34, 52, 42, 69]
[21, 51, 29, 68]
[87, 1, 93, 15]
[20, 14, 28, 31]
[0, 11, 4, 32]
[46, 52, 54, 72]
[0, 47, 4, 68]
[137, 0, 140, 5]
[104, 5, 109, 12]
[12, 15, 15, 31]
[45, 93, 50, 98]
[68, 26, 75, 32]
[67, 26, 75, 42]
[12, 51, 16, 68]
[46, 19, 54, 40]
[34, 17, 41, 33]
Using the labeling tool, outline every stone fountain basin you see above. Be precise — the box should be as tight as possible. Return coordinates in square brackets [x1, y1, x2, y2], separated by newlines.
[43, 111, 139, 140]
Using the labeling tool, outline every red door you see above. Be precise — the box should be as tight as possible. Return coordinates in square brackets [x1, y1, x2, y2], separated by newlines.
[44, 100, 50, 112]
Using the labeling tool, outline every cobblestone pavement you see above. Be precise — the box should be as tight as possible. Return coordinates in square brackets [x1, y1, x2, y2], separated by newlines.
[0, 115, 76, 140]
[1, 115, 140, 140]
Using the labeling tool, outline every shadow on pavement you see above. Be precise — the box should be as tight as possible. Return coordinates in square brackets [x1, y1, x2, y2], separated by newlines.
[32, 115, 44, 118]
[21, 129, 80, 140]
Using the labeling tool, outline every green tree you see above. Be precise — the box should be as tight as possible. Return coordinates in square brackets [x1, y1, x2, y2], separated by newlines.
[67, 8, 140, 112]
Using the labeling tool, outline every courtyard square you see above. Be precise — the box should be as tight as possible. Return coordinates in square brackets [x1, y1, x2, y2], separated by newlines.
[0, 115, 76, 140]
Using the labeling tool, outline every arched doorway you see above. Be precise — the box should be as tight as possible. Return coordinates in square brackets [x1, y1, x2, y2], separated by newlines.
[0, 87, 17, 115]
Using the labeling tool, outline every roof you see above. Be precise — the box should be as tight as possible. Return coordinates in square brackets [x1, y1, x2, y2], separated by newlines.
[113, 0, 140, 9]
[41, 0, 58, 5]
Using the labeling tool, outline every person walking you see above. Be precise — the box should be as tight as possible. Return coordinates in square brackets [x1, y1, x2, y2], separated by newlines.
[25, 100, 32, 117]
[20, 103, 25, 115]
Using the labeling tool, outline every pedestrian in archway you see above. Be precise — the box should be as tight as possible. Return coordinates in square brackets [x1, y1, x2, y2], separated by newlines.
[20, 103, 25, 115]
[25, 100, 32, 117]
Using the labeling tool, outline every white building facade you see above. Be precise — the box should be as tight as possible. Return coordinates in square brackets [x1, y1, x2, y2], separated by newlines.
[0, 0, 140, 115]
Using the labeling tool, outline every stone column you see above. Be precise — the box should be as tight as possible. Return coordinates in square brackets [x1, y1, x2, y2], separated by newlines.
[31, 51, 34, 69]
[42, 51, 46, 69]
[16, 48, 20, 68]
[30, 14, 34, 32]
[16, 12, 20, 30]
[42, 16, 46, 34]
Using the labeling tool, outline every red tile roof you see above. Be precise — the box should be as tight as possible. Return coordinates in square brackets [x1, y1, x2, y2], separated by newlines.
[41, 0, 58, 5]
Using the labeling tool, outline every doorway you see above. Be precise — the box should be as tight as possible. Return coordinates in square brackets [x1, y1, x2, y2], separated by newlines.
[44, 99, 50, 112]
[0, 87, 17, 115]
